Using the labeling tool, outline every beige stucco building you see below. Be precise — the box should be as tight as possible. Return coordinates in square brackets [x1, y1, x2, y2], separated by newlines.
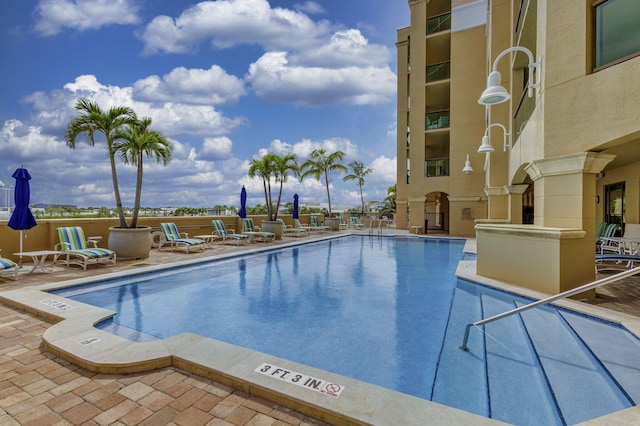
[397, 0, 640, 294]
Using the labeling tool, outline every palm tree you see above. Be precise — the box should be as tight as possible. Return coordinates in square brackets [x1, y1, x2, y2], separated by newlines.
[248, 153, 277, 220]
[343, 160, 373, 215]
[65, 98, 138, 228]
[112, 117, 173, 228]
[248, 152, 297, 220]
[381, 184, 397, 214]
[299, 148, 347, 216]
[272, 153, 298, 220]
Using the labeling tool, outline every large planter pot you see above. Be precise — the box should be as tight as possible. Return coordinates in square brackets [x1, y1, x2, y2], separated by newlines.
[324, 217, 340, 231]
[261, 220, 283, 240]
[108, 226, 152, 259]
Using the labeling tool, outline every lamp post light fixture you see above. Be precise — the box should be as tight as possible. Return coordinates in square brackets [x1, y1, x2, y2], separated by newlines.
[478, 123, 511, 153]
[478, 46, 542, 105]
[462, 154, 473, 174]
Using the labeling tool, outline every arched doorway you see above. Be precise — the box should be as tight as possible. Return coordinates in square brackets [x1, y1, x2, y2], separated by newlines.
[425, 191, 449, 233]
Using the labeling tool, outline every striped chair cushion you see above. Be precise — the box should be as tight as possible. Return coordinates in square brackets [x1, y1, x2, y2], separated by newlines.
[212, 220, 228, 236]
[58, 227, 88, 250]
[160, 223, 182, 241]
[0, 258, 17, 269]
[68, 248, 114, 259]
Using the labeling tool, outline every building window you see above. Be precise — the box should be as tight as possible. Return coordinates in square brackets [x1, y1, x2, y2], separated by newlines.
[594, 0, 640, 69]
[425, 158, 449, 177]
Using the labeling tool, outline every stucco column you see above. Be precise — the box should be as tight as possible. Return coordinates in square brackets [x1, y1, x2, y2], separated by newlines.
[408, 196, 426, 234]
[484, 187, 508, 220]
[525, 152, 616, 231]
[396, 200, 408, 230]
[506, 184, 529, 225]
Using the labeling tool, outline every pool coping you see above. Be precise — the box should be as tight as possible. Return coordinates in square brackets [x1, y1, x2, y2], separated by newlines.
[1, 234, 638, 425]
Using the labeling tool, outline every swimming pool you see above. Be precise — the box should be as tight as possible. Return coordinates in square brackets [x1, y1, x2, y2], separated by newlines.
[50, 236, 640, 425]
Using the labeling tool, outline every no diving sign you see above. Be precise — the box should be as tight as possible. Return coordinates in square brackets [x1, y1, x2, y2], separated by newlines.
[255, 363, 345, 398]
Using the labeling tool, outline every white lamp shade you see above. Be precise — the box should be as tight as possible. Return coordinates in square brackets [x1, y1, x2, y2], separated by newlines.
[478, 135, 495, 153]
[478, 71, 511, 105]
[462, 154, 473, 174]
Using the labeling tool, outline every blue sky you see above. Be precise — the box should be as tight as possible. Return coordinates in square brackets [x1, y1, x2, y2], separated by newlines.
[0, 0, 408, 210]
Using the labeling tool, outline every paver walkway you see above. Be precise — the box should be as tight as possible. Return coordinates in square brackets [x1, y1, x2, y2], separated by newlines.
[0, 303, 328, 425]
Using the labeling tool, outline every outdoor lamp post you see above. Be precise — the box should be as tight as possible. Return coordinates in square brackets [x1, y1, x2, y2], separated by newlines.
[462, 154, 473, 174]
[478, 46, 542, 105]
[478, 123, 511, 153]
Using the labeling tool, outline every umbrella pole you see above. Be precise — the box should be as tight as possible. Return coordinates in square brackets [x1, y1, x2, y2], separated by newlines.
[18, 230, 23, 267]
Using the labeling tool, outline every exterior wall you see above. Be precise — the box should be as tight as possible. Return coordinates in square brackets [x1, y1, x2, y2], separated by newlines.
[0, 215, 312, 263]
[399, 0, 640, 293]
[397, 0, 487, 237]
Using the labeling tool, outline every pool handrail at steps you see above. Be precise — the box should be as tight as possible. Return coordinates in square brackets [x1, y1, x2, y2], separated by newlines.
[460, 266, 640, 351]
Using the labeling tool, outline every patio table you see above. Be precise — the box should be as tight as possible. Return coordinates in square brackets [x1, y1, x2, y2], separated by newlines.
[13, 250, 62, 274]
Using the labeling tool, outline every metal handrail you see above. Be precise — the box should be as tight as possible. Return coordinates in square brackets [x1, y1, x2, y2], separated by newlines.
[460, 266, 640, 351]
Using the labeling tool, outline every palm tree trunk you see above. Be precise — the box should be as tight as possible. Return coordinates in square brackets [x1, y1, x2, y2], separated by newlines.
[131, 154, 143, 228]
[108, 138, 129, 228]
[274, 182, 283, 220]
[359, 183, 365, 215]
[324, 170, 332, 215]
[262, 179, 270, 220]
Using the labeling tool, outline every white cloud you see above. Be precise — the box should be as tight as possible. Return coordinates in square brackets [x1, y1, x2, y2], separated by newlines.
[247, 52, 396, 106]
[34, 0, 139, 36]
[198, 136, 234, 161]
[293, 1, 325, 15]
[138, 0, 330, 55]
[294, 29, 392, 68]
[369, 155, 397, 184]
[133, 65, 246, 105]
[23, 74, 247, 138]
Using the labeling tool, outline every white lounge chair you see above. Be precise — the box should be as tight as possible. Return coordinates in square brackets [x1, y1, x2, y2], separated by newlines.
[56, 226, 117, 270]
[212, 220, 249, 245]
[0, 250, 18, 280]
[277, 219, 307, 237]
[159, 223, 206, 253]
[242, 218, 275, 242]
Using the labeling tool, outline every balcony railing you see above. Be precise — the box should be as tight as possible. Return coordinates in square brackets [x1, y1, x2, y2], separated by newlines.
[426, 61, 450, 83]
[427, 13, 452, 35]
[425, 158, 450, 177]
[426, 110, 450, 130]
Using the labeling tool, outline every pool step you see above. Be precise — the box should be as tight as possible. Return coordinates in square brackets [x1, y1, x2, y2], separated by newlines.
[430, 282, 487, 417]
[517, 302, 632, 425]
[559, 311, 640, 404]
[481, 294, 562, 425]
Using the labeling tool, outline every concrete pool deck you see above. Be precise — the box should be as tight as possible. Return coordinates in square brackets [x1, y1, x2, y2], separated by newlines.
[1, 229, 640, 425]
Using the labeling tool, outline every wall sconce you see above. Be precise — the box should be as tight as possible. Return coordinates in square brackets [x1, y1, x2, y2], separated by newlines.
[478, 123, 511, 153]
[478, 46, 542, 105]
[462, 154, 473, 174]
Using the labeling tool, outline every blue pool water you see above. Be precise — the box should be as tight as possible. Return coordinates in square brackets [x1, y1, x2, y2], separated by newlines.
[52, 236, 640, 425]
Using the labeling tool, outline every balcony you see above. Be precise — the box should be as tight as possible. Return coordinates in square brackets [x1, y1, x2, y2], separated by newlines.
[427, 13, 451, 35]
[426, 61, 450, 83]
[426, 110, 450, 130]
[425, 158, 449, 177]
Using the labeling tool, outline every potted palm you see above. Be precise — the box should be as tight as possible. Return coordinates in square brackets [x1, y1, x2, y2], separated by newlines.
[248, 152, 297, 239]
[65, 98, 173, 258]
[299, 148, 347, 231]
